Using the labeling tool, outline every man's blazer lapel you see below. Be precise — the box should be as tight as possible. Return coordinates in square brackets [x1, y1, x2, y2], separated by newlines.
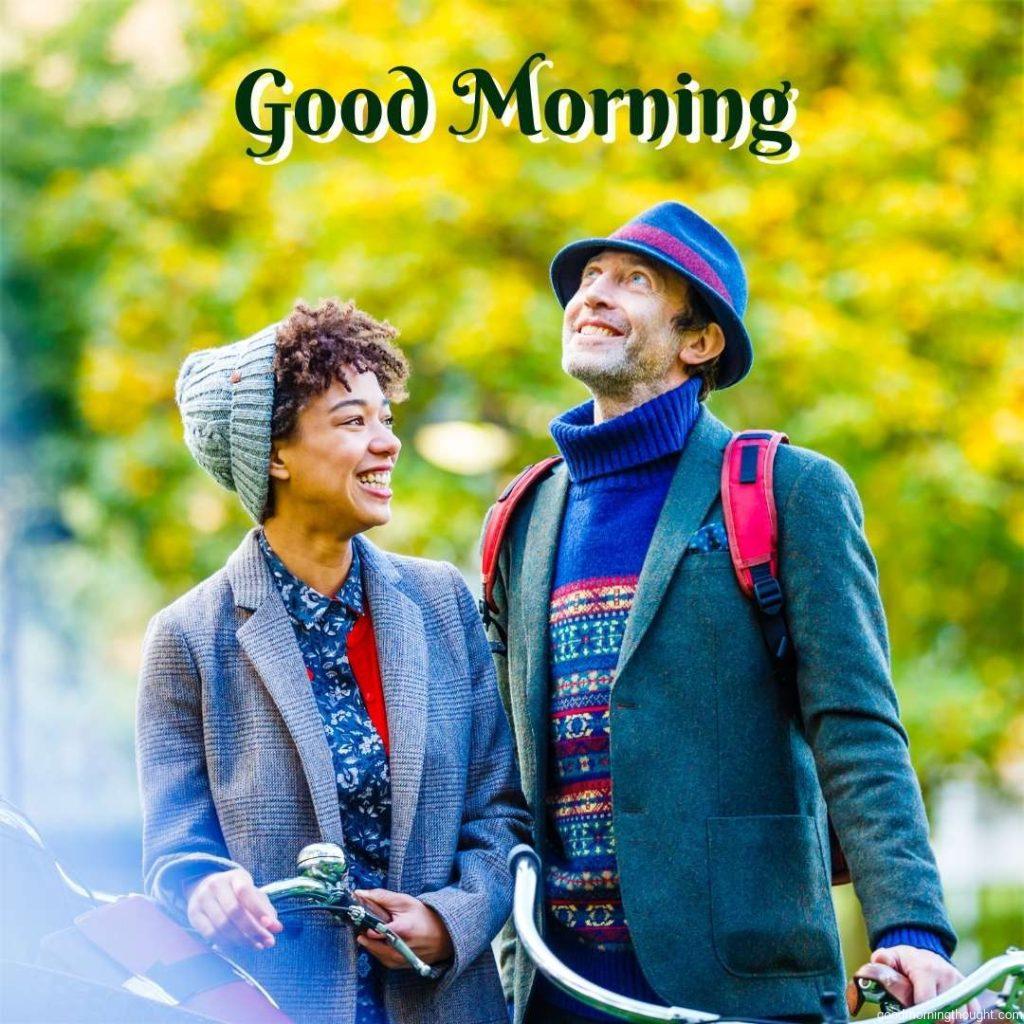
[518, 465, 570, 815]
[616, 408, 733, 682]
[227, 530, 345, 845]
[356, 536, 428, 891]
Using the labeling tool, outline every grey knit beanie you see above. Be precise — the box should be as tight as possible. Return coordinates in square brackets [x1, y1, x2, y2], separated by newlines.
[175, 322, 280, 522]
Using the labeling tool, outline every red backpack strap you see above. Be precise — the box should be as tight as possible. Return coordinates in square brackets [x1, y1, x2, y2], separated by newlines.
[721, 430, 852, 886]
[721, 430, 792, 662]
[480, 456, 563, 620]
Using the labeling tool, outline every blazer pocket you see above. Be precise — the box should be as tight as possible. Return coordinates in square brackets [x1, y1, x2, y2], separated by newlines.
[707, 814, 839, 978]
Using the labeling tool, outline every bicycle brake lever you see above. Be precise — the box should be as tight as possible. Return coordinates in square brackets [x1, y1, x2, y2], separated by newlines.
[847, 963, 914, 1016]
[342, 903, 443, 980]
[858, 978, 907, 1015]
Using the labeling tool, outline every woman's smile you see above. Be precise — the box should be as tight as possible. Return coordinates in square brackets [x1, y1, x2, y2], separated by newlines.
[355, 466, 393, 500]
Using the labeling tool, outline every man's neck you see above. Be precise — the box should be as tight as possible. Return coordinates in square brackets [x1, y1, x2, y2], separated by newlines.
[261, 516, 355, 597]
[591, 375, 687, 424]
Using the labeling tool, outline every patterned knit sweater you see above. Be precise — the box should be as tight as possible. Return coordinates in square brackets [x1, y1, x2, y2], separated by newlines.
[541, 377, 701, 1018]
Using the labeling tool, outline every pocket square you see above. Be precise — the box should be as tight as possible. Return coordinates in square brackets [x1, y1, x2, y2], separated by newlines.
[686, 522, 729, 554]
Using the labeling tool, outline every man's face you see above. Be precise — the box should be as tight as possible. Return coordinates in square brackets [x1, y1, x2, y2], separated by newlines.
[561, 249, 696, 397]
[269, 369, 401, 533]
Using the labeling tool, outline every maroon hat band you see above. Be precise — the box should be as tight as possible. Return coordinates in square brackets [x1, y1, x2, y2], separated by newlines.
[611, 224, 734, 307]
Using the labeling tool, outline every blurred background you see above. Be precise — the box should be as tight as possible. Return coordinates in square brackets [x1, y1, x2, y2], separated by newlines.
[1, 0, 1021, 977]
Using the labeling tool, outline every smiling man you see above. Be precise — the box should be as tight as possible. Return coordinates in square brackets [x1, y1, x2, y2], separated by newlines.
[485, 202, 966, 1023]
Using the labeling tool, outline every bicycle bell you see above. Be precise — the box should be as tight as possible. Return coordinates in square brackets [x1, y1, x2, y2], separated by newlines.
[296, 843, 349, 887]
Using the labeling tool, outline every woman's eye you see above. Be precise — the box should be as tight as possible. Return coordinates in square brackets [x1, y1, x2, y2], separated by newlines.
[383, 417, 395, 429]
[629, 271, 649, 286]
[342, 417, 364, 427]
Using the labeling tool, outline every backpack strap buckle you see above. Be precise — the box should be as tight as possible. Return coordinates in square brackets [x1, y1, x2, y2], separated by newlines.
[750, 563, 784, 617]
[749, 563, 791, 662]
[478, 596, 507, 654]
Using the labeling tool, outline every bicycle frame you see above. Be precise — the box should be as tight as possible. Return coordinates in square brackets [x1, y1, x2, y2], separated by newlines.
[508, 845, 1024, 1024]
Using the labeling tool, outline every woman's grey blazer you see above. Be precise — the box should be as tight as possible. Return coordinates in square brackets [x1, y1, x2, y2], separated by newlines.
[136, 528, 531, 1024]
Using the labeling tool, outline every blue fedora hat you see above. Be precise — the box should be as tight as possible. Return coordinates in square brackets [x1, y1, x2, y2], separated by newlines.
[550, 201, 753, 389]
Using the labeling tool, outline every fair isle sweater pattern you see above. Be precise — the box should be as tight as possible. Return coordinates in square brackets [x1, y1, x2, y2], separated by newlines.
[546, 575, 637, 946]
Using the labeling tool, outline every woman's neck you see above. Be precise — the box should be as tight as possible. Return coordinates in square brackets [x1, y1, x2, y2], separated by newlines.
[261, 516, 355, 597]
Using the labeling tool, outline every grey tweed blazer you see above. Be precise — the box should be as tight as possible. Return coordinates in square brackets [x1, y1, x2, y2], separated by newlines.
[136, 528, 531, 1024]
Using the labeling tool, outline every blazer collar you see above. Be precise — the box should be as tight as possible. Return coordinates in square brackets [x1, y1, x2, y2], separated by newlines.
[225, 528, 425, 886]
[225, 529, 401, 612]
[615, 405, 733, 679]
[516, 407, 731, 765]
[518, 463, 571, 822]
[355, 537, 428, 889]
[229, 531, 345, 845]
[224, 528, 273, 611]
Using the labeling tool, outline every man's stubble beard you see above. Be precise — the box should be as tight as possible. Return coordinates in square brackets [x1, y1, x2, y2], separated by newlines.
[563, 350, 640, 398]
[562, 332, 678, 403]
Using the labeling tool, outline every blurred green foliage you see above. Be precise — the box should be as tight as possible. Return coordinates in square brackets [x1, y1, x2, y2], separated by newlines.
[1, 0, 1021, 823]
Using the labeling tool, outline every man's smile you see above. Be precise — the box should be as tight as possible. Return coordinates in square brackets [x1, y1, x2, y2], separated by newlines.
[572, 317, 627, 341]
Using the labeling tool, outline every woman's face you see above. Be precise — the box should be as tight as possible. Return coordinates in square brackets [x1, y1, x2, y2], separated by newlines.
[268, 369, 401, 534]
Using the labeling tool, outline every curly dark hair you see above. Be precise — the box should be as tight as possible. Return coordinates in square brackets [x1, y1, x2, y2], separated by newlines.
[672, 283, 721, 401]
[262, 298, 410, 520]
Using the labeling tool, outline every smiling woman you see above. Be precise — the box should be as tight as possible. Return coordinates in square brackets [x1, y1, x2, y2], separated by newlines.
[264, 299, 409, 527]
[141, 299, 532, 1024]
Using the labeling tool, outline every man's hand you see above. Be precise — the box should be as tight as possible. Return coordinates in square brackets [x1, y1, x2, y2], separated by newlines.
[870, 946, 982, 1017]
[186, 867, 284, 951]
[352, 888, 454, 969]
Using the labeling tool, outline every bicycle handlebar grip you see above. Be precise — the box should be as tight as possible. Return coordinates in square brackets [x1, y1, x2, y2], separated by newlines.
[508, 844, 541, 873]
[846, 962, 913, 1016]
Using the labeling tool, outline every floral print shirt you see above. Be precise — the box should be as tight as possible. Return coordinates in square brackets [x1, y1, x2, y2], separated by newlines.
[257, 530, 391, 1024]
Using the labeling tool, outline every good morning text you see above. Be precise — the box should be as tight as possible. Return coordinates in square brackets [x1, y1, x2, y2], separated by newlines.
[234, 53, 799, 164]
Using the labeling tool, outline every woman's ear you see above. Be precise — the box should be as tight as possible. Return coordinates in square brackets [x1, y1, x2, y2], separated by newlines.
[680, 321, 726, 367]
[268, 442, 290, 482]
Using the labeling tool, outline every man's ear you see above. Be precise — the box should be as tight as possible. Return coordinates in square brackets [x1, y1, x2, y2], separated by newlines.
[680, 321, 726, 367]
[268, 441, 290, 482]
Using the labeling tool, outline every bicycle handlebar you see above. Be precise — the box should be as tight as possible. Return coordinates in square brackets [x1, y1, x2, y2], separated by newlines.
[857, 951, 1023, 1024]
[509, 844, 718, 1023]
[259, 843, 443, 981]
[508, 844, 1024, 1024]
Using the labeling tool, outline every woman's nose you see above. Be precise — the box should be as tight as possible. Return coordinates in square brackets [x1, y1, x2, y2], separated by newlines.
[371, 425, 401, 457]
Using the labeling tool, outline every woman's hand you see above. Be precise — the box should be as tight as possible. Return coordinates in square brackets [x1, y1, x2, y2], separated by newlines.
[186, 867, 284, 951]
[352, 888, 454, 968]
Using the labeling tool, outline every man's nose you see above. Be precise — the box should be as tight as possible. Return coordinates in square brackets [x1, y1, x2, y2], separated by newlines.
[581, 270, 615, 308]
